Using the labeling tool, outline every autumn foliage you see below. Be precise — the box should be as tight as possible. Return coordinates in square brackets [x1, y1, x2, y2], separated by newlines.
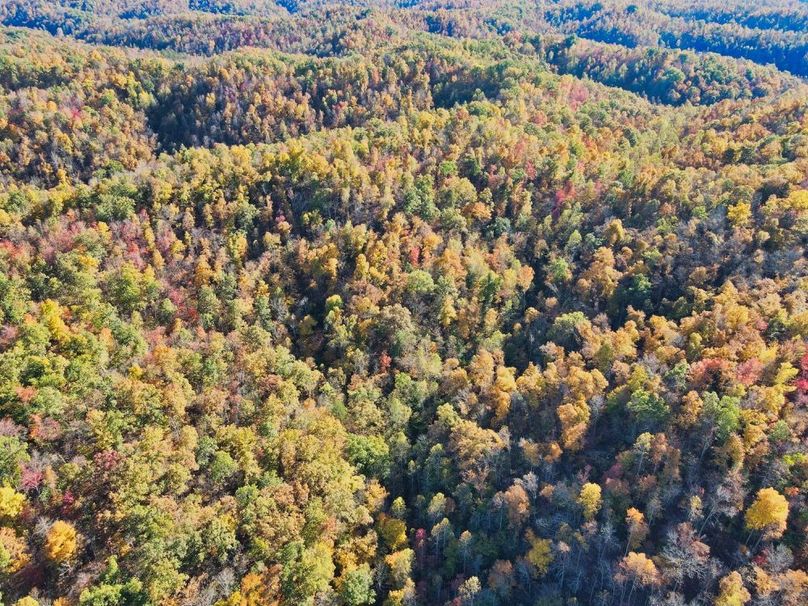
[0, 1, 806, 606]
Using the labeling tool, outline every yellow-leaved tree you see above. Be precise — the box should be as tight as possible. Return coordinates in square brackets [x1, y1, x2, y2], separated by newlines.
[45, 520, 79, 564]
[745, 487, 789, 539]
[616, 551, 660, 588]
[0, 485, 25, 520]
[0, 527, 30, 574]
[524, 530, 553, 577]
[715, 571, 751, 606]
[578, 482, 602, 520]
[626, 507, 649, 551]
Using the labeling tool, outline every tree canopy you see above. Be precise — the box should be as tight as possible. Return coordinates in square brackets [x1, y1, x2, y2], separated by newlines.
[0, 1, 806, 606]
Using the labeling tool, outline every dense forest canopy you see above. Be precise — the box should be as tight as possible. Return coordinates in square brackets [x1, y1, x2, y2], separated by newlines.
[0, 1, 806, 606]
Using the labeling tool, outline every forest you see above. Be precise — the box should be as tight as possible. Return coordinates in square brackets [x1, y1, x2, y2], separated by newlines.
[0, 1, 806, 605]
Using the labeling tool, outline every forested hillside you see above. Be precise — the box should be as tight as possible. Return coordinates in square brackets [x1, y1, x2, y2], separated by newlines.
[0, 2, 806, 606]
